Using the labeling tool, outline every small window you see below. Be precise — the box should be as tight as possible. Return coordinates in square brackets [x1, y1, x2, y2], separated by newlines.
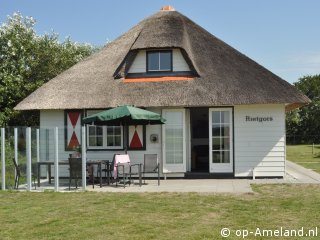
[106, 126, 122, 147]
[86, 110, 123, 149]
[88, 125, 123, 149]
[147, 51, 172, 72]
[88, 125, 103, 147]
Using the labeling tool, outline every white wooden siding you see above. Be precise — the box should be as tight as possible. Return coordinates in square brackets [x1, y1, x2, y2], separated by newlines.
[128, 50, 146, 73]
[40, 105, 286, 178]
[172, 49, 190, 71]
[234, 104, 286, 177]
[39, 108, 163, 177]
[128, 49, 190, 73]
[40, 110, 70, 177]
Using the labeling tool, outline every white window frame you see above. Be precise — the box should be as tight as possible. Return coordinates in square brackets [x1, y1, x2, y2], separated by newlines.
[162, 109, 186, 173]
[209, 108, 233, 173]
[86, 110, 123, 150]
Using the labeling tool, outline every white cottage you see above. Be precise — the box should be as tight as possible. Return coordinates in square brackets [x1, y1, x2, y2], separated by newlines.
[15, 6, 310, 178]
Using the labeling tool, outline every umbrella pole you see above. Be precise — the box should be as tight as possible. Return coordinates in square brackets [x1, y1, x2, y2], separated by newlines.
[124, 123, 128, 154]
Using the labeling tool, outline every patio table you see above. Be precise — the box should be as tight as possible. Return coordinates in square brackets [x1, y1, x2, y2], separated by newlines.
[37, 160, 110, 188]
[87, 160, 110, 188]
[37, 160, 69, 187]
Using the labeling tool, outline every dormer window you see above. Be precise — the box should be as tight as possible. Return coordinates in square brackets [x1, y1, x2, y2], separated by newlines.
[147, 50, 172, 72]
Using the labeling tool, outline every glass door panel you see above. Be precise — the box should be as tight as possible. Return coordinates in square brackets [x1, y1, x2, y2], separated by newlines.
[162, 109, 186, 173]
[209, 108, 233, 173]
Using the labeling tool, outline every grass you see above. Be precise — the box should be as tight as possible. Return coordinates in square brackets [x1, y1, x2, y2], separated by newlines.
[286, 144, 320, 173]
[1, 184, 320, 239]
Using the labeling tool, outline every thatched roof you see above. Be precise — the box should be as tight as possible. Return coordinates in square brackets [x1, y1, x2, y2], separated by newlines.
[15, 8, 310, 111]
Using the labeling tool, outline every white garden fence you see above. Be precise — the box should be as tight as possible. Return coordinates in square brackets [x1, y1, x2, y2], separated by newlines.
[0, 126, 87, 192]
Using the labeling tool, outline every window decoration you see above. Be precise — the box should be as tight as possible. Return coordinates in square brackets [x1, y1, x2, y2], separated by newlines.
[127, 125, 146, 150]
[65, 110, 82, 151]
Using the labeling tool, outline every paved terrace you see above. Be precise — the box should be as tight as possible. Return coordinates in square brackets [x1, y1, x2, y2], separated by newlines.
[16, 161, 320, 193]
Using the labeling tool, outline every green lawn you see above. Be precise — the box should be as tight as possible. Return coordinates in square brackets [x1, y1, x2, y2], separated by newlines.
[287, 144, 320, 173]
[1, 184, 320, 239]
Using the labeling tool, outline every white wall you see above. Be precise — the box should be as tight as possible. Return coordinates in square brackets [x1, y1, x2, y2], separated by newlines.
[234, 104, 286, 177]
[40, 110, 69, 176]
[40, 105, 286, 178]
[39, 108, 163, 177]
[128, 50, 146, 73]
[128, 49, 190, 73]
[172, 49, 190, 71]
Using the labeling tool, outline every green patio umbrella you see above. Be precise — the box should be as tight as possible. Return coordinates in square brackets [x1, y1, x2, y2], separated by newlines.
[83, 105, 166, 125]
[83, 105, 166, 153]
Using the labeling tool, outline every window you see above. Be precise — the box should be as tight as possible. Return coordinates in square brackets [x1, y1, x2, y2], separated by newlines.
[88, 125, 103, 147]
[86, 111, 123, 149]
[106, 126, 122, 147]
[147, 50, 172, 72]
[211, 111, 231, 163]
[87, 125, 123, 149]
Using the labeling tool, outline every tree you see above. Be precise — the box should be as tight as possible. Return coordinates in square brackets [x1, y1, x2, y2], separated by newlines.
[0, 13, 95, 126]
[286, 74, 320, 143]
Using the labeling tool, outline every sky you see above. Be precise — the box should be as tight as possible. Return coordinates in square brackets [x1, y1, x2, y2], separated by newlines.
[1, 0, 319, 83]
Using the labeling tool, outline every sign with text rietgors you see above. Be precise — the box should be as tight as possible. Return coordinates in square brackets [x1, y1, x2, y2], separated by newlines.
[245, 116, 273, 122]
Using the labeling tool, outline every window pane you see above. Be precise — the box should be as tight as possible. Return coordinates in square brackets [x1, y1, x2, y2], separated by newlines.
[107, 136, 114, 146]
[212, 125, 220, 137]
[107, 126, 113, 135]
[221, 137, 230, 150]
[114, 136, 122, 146]
[96, 137, 103, 146]
[114, 126, 121, 135]
[148, 52, 159, 71]
[174, 151, 183, 164]
[89, 126, 95, 135]
[89, 137, 96, 146]
[212, 151, 220, 163]
[174, 128, 183, 136]
[165, 111, 184, 165]
[212, 112, 220, 124]
[166, 151, 174, 164]
[212, 137, 220, 150]
[222, 151, 230, 163]
[221, 111, 230, 123]
[221, 126, 229, 137]
[160, 52, 171, 70]
[174, 138, 183, 150]
[96, 126, 103, 135]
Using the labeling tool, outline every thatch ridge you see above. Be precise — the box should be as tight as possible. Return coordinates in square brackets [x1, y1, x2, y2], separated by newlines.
[15, 9, 310, 110]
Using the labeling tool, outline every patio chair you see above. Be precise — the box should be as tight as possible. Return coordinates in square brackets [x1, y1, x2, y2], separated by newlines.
[68, 157, 82, 190]
[113, 154, 131, 188]
[12, 157, 36, 190]
[142, 154, 160, 186]
[101, 157, 115, 185]
[113, 154, 141, 187]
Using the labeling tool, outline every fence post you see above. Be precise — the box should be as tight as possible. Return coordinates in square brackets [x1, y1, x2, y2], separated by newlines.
[14, 128, 18, 180]
[26, 127, 32, 191]
[14, 129, 18, 161]
[82, 126, 86, 190]
[1, 128, 5, 190]
[312, 143, 314, 155]
[36, 129, 40, 163]
[54, 127, 59, 192]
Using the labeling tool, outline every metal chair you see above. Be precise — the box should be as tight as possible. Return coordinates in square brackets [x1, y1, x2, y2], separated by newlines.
[113, 154, 141, 187]
[68, 157, 82, 190]
[113, 154, 131, 188]
[142, 154, 160, 186]
[101, 159, 114, 185]
[12, 157, 36, 189]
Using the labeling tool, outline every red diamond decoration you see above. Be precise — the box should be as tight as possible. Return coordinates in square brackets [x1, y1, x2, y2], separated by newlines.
[130, 127, 143, 148]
